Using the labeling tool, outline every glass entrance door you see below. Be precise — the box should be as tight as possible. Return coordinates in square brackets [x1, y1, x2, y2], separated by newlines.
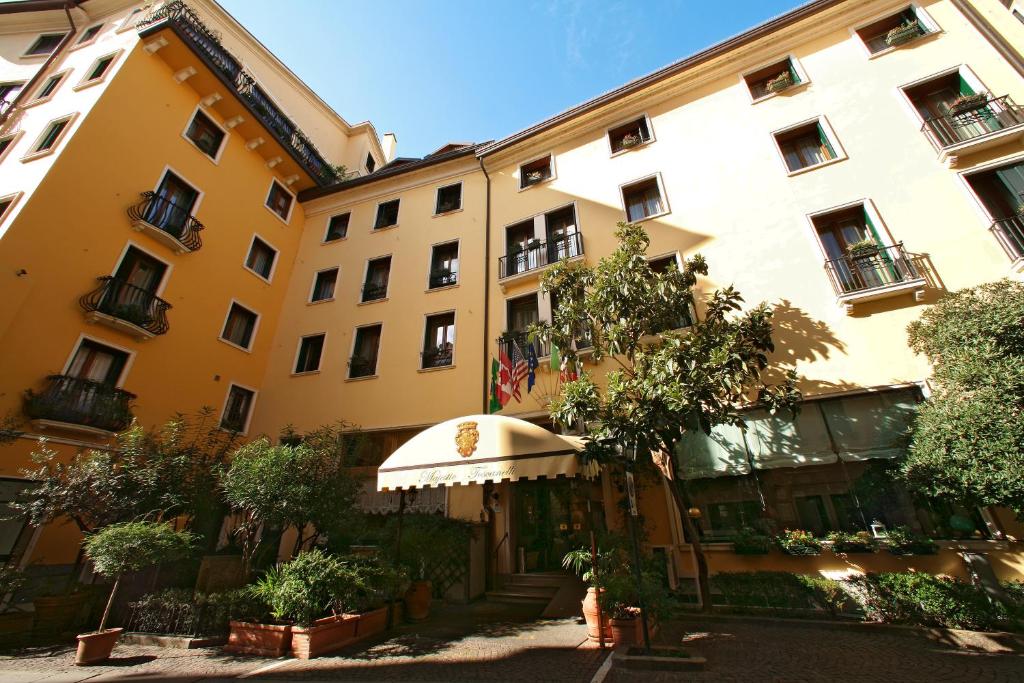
[513, 478, 591, 572]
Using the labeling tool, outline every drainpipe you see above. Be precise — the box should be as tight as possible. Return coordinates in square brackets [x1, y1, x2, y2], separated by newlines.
[0, 1, 78, 129]
[951, 0, 1024, 79]
[479, 156, 491, 414]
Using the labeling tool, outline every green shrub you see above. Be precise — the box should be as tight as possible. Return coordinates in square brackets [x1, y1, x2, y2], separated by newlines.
[1001, 580, 1024, 620]
[884, 527, 938, 555]
[250, 549, 364, 626]
[382, 513, 474, 595]
[127, 588, 267, 636]
[732, 527, 771, 554]
[711, 572, 815, 609]
[826, 531, 876, 553]
[853, 572, 1010, 631]
[775, 529, 822, 556]
[336, 554, 409, 612]
[794, 575, 847, 615]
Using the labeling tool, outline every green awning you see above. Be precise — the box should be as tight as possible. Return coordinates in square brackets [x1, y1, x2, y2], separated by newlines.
[675, 422, 750, 479]
[824, 389, 917, 462]
[743, 407, 838, 469]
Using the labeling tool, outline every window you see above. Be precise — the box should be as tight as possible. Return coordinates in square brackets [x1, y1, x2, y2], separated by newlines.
[502, 293, 545, 356]
[622, 176, 667, 222]
[519, 155, 553, 189]
[374, 199, 399, 229]
[435, 183, 462, 214]
[68, 338, 129, 386]
[184, 108, 225, 159]
[649, 255, 696, 329]
[28, 116, 72, 156]
[86, 55, 115, 83]
[349, 325, 382, 378]
[362, 256, 391, 302]
[24, 33, 66, 57]
[608, 116, 652, 154]
[33, 73, 65, 101]
[295, 334, 325, 373]
[902, 70, 1009, 149]
[311, 268, 338, 302]
[775, 121, 837, 173]
[221, 303, 258, 350]
[0, 135, 16, 162]
[221, 384, 255, 432]
[365, 153, 376, 174]
[77, 24, 103, 46]
[429, 241, 459, 289]
[245, 236, 277, 280]
[144, 171, 199, 237]
[0, 480, 32, 561]
[422, 312, 455, 368]
[266, 180, 293, 222]
[0, 194, 19, 222]
[325, 213, 349, 242]
[0, 83, 23, 111]
[744, 57, 802, 100]
[857, 6, 934, 54]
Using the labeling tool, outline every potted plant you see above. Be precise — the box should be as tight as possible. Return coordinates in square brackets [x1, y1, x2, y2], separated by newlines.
[106, 302, 150, 328]
[732, 526, 772, 554]
[775, 529, 822, 556]
[403, 563, 432, 622]
[948, 92, 989, 116]
[884, 526, 938, 556]
[826, 530, 877, 554]
[562, 546, 611, 642]
[78, 521, 194, 665]
[766, 71, 793, 94]
[619, 133, 642, 149]
[346, 556, 408, 638]
[847, 238, 879, 259]
[526, 170, 545, 184]
[886, 20, 921, 47]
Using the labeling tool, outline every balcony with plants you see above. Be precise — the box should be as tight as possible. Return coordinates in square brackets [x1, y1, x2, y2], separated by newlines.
[24, 375, 135, 436]
[823, 241, 927, 314]
[80, 276, 172, 340]
[919, 93, 1024, 165]
[498, 232, 583, 285]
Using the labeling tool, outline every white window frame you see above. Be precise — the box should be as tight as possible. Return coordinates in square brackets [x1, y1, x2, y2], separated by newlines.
[740, 54, 810, 105]
[219, 382, 258, 435]
[420, 309, 457, 371]
[22, 112, 78, 162]
[851, 3, 941, 59]
[606, 113, 656, 157]
[426, 238, 461, 291]
[72, 23, 104, 49]
[323, 211, 351, 243]
[956, 152, 1024, 225]
[770, 115, 847, 176]
[74, 49, 123, 91]
[218, 299, 261, 352]
[150, 164, 206, 219]
[264, 178, 295, 225]
[61, 333, 137, 388]
[309, 266, 340, 304]
[292, 332, 327, 376]
[619, 172, 670, 223]
[116, 6, 150, 34]
[21, 32, 67, 59]
[0, 131, 22, 165]
[360, 254, 392, 304]
[27, 69, 70, 106]
[108, 240, 174, 298]
[180, 103, 229, 164]
[243, 233, 279, 283]
[347, 323, 383, 380]
[517, 152, 557, 191]
[0, 191, 23, 227]
[803, 198, 897, 263]
[896, 64, 987, 127]
[372, 197, 401, 231]
[433, 181, 464, 216]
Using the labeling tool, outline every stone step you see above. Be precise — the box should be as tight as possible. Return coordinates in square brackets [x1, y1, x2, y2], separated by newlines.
[485, 590, 554, 605]
[501, 573, 576, 588]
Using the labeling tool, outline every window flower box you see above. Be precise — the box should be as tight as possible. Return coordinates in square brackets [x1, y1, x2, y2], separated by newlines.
[619, 133, 642, 149]
[827, 531, 877, 554]
[766, 71, 794, 94]
[775, 529, 822, 556]
[731, 527, 771, 555]
[884, 526, 939, 556]
[948, 92, 990, 116]
[885, 20, 922, 47]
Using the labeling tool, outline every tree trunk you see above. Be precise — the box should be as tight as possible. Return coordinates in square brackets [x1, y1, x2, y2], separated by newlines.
[98, 575, 120, 633]
[662, 450, 711, 612]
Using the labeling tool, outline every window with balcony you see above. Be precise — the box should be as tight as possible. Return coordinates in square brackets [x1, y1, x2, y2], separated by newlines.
[245, 236, 277, 280]
[774, 120, 838, 173]
[856, 6, 935, 54]
[422, 312, 455, 369]
[608, 115, 652, 154]
[81, 54, 116, 85]
[221, 384, 255, 432]
[184, 108, 225, 160]
[622, 176, 667, 222]
[221, 303, 258, 350]
[76, 24, 103, 46]
[502, 293, 543, 357]
[374, 199, 400, 230]
[311, 268, 338, 302]
[519, 155, 554, 189]
[266, 180, 294, 222]
[81, 246, 171, 337]
[964, 160, 1024, 262]
[24, 33, 66, 57]
[362, 256, 391, 302]
[350, 324, 382, 378]
[429, 241, 459, 289]
[295, 333, 325, 373]
[745, 57, 803, 100]
[500, 205, 583, 279]
[435, 183, 462, 214]
[142, 171, 200, 241]
[325, 213, 349, 242]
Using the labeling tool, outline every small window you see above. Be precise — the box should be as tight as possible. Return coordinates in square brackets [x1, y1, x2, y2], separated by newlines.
[33, 73, 64, 101]
[68, 338, 129, 386]
[350, 324, 382, 378]
[295, 334, 325, 373]
[77, 24, 103, 45]
[608, 116, 652, 154]
[25, 33, 66, 57]
[374, 199, 399, 229]
[221, 303, 258, 350]
[520, 155, 553, 189]
[29, 116, 71, 155]
[435, 183, 462, 214]
[0, 194, 17, 222]
[325, 213, 349, 242]
[184, 109, 225, 159]
[429, 241, 459, 289]
[775, 121, 837, 173]
[365, 153, 376, 174]
[266, 180, 293, 222]
[622, 176, 667, 222]
[0, 83, 24, 111]
[362, 256, 391, 302]
[0, 135, 16, 162]
[745, 58, 802, 100]
[83, 55, 115, 83]
[422, 312, 455, 369]
[245, 236, 277, 280]
[221, 384, 255, 432]
[857, 7, 933, 54]
[311, 268, 338, 302]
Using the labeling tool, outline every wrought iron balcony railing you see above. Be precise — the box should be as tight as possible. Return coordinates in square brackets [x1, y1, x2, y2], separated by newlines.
[823, 243, 923, 296]
[348, 356, 377, 378]
[127, 192, 204, 251]
[421, 346, 453, 368]
[499, 232, 583, 279]
[80, 276, 172, 336]
[498, 331, 551, 361]
[137, 1, 338, 186]
[24, 375, 135, 433]
[428, 269, 458, 289]
[920, 95, 1024, 150]
[990, 215, 1024, 262]
[361, 282, 388, 303]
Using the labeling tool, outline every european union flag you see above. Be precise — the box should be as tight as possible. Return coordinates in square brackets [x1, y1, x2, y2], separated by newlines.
[526, 341, 539, 393]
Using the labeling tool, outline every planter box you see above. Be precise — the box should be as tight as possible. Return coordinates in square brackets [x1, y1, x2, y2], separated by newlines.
[0, 611, 34, 646]
[76, 627, 123, 666]
[779, 546, 821, 556]
[33, 592, 88, 634]
[832, 544, 875, 554]
[225, 620, 292, 657]
[355, 606, 388, 640]
[888, 544, 939, 556]
[733, 544, 770, 555]
[290, 614, 359, 660]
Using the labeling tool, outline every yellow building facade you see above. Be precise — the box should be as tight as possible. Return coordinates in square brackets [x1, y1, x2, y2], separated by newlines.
[1, 0, 1024, 590]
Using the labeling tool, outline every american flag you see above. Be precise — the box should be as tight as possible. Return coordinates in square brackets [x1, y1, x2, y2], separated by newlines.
[509, 340, 529, 401]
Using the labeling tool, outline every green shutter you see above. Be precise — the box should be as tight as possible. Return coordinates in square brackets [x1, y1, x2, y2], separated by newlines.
[958, 74, 976, 97]
[817, 125, 836, 158]
[862, 207, 884, 246]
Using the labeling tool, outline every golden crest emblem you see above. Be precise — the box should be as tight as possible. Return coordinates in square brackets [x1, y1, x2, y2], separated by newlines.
[455, 421, 479, 457]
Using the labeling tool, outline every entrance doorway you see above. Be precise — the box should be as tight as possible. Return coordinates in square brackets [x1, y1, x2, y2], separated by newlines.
[512, 477, 601, 572]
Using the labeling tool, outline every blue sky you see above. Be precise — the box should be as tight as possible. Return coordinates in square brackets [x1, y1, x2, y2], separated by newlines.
[220, 0, 802, 158]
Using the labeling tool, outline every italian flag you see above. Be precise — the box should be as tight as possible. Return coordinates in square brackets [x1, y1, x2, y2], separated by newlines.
[490, 357, 511, 412]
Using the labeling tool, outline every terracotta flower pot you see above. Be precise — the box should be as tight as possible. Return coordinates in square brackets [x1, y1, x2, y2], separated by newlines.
[356, 606, 389, 640]
[75, 627, 122, 665]
[290, 614, 359, 660]
[404, 580, 432, 621]
[225, 620, 292, 657]
[33, 592, 87, 634]
[609, 617, 637, 647]
[581, 587, 611, 642]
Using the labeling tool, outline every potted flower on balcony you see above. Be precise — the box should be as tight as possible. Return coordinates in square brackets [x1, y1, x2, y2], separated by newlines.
[106, 302, 150, 328]
[732, 526, 772, 555]
[885, 20, 922, 47]
[826, 530, 877, 554]
[619, 133, 642, 149]
[526, 170, 545, 184]
[847, 238, 879, 259]
[766, 71, 794, 94]
[948, 92, 990, 116]
[775, 529, 822, 556]
[77, 521, 194, 665]
[884, 526, 939, 556]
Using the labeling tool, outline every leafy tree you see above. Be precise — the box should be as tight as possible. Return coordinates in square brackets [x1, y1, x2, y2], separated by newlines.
[901, 279, 1024, 514]
[529, 223, 799, 609]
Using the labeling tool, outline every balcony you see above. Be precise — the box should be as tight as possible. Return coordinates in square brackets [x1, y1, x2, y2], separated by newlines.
[428, 268, 458, 289]
[127, 192, 204, 253]
[24, 375, 135, 436]
[136, 2, 338, 188]
[823, 243, 927, 314]
[80, 276, 172, 339]
[361, 282, 388, 303]
[349, 356, 377, 379]
[990, 215, 1024, 270]
[498, 331, 551, 361]
[920, 95, 1024, 167]
[498, 233, 583, 286]
[421, 346, 453, 369]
